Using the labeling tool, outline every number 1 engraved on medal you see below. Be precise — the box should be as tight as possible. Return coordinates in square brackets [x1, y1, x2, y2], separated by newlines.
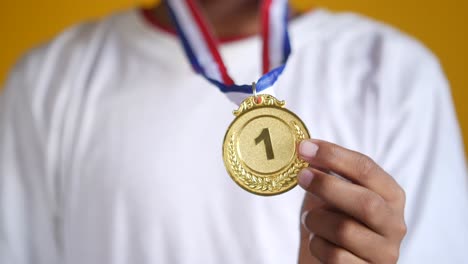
[255, 128, 275, 160]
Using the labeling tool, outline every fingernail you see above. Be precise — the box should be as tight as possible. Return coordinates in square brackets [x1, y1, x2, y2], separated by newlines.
[297, 169, 314, 189]
[309, 233, 315, 241]
[301, 211, 309, 227]
[299, 140, 319, 159]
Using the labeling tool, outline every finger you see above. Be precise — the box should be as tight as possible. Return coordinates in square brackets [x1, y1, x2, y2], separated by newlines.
[298, 167, 394, 234]
[298, 139, 403, 203]
[304, 208, 394, 263]
[299, 233, 321, 264]
[309, 235, 367, 264]
[302, 192, 325, 212]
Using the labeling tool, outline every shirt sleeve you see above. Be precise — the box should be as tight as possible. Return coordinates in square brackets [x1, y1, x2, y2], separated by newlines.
[0, 56, 60, 264]
[372, 35, 468, 262]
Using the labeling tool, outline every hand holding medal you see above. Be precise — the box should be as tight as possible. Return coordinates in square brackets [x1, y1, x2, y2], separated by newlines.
[167, 0, 309, 195]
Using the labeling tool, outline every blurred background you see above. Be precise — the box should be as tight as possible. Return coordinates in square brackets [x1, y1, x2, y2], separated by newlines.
[1, 0, 467, 153]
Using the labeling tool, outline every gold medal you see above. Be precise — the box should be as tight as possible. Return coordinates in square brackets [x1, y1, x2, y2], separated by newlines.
[222, 91, 310, 196]
[167, 0, 301, 195]
[167, 0, 300, 194]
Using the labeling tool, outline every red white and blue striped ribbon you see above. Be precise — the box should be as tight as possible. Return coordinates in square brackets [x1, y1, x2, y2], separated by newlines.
[166, 0, 291, 105]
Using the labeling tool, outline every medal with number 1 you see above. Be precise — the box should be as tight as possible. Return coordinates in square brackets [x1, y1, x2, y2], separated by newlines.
[223, 84, 310, 195]
[167, 0, 310, 195]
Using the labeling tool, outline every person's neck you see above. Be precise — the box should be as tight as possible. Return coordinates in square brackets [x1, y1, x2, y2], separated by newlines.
[151, 0, 263, 38]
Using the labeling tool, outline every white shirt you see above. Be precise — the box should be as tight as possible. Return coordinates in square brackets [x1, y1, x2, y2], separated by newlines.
[1, 8, 467, 264]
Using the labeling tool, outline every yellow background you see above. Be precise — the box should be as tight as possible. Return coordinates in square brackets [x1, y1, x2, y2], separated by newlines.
[1, 1, 467, 153]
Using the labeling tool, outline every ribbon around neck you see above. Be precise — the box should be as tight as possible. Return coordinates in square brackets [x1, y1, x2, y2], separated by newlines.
[166, 0, 291, 105]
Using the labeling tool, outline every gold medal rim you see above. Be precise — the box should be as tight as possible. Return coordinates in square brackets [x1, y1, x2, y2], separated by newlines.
[222, 95, 310, 196]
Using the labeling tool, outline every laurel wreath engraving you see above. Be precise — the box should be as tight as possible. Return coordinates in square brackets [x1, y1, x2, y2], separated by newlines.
[228, 121, 309, 193]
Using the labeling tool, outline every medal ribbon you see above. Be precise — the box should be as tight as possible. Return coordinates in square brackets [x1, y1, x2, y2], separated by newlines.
[165, 0, 291, 105]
